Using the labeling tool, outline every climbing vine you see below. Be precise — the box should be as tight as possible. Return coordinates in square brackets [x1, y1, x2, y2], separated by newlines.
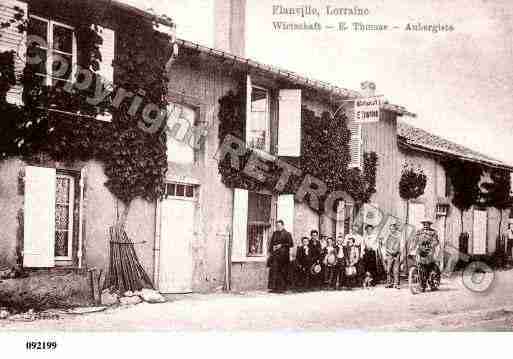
[217, 90, 378, 213]
[0, 0, 175, 225]
[481, 168, 512, 237]
[443, 159, 484, 233]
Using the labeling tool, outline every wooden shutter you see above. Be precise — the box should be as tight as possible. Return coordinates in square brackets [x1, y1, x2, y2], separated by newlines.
[348, 120, 362, 168]
[23, 166, 56, 268]
[0, 0, 27, 105]
[232, 188, 248, 260]
[277, 194, 295, 237]
[96, 25, 115, 122]
[278, 89, 301, 157]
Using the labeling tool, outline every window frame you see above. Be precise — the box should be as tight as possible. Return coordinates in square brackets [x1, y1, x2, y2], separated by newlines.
[246, 191, 273, 258]
[54, 173, 75, 261]
[28, 14, 77, 87]
[247, 85, 272, 153]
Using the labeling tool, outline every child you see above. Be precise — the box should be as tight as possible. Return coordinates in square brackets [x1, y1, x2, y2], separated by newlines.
[332, 235, 346, 290]
[362, 271, 373, 289]
[295, 237, 312, 291]
[323, 237, 337, 289]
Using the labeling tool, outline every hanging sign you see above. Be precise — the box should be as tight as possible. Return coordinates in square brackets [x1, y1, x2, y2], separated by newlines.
[354, 96, 383, 123]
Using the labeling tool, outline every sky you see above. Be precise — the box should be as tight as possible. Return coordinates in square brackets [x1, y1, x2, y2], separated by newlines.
[126, 0, 513, 166]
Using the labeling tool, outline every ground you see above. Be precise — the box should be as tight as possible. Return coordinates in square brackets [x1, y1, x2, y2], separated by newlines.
[1, 269, 513, 331]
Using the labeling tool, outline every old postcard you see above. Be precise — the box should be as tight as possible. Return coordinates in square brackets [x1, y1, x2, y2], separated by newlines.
[0, 0, 512, 356]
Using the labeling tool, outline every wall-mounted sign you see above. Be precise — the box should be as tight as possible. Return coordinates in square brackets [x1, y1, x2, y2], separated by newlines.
[355, 96, 383, 123]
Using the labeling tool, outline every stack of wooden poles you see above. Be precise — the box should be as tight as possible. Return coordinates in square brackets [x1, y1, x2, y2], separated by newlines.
[104, 225, 154, 293]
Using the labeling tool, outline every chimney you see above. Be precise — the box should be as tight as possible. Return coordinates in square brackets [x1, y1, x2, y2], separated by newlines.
[360, 81, 376, 97]
[214, 0, 246, 57]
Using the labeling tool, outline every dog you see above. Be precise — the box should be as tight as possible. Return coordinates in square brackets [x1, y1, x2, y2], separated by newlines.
[362, 271, 374, 289]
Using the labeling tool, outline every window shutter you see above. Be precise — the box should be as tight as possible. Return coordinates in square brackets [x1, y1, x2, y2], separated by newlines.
[23, 166, 56, 268]
[232, 188, 248, 260]
[0, 0, 27, 105]
[96, 25, 115, 122]
[245, 74, 251, 144]
[348, 120, 362, 168]
[277, 194, 295, 237]
[278, 89, 301, 157]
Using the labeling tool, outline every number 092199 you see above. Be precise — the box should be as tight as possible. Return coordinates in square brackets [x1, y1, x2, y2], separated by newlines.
[26, 341, 57, 350]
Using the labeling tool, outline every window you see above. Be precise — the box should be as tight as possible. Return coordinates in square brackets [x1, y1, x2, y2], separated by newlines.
[23, 166, 80, 268]
[27, 15, 77, 87]
[247, 192, 272, 256]
[165, 182, 196, 199]
[445, 172, 452, 197]
[248, 86, 271, 152]
[166, 102, 198, 164]
[55, 174, 75, 260]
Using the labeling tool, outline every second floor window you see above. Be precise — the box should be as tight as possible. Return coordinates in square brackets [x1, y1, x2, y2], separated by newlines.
[248, 86, 271, 152]
[27, 15, 77, 87]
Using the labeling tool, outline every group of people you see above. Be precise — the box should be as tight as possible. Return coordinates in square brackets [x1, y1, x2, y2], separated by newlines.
[267, 218, 440, 293]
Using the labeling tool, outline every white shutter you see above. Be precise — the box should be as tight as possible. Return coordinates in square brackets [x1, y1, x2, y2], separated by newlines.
[277, 194, 295, 237]
[96, 25, 114, 122]
[348, 120, 362, 168]
[97, 25, 115, 85]
[245, 74, 251, 144]
[278, 89, 301, 157]
[23, 166, 56, 268]
[232, 188, 248, 260]
[0, 0, 27, 105]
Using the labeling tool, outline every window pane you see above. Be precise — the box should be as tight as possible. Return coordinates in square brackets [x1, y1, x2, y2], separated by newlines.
[56, 177, 70, 203]
[55, 204, 70, 230]
[248, 192, 271, 223]
[28, 18, 48, 46]
[248, 87, 269, 151]
[166, 183, 176, 196]
[51, 53, 72, 81]
[176, 184, 185, 197]
[185, 185, 194, 198]
[247, 192, 272, 256]
[248, 224, 265, 256]
[55, 231, 69, 257]
[53, 25, 73, 53]
[28, 47, 47, 75]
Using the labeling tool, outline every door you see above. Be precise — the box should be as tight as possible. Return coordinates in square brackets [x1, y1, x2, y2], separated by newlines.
[159, 196, 195, 293]
[408, 202, 425, 230]
[473, 209, 487, 255]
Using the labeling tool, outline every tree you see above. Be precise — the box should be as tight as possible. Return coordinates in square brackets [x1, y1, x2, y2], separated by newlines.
[399, 163, 427, 226]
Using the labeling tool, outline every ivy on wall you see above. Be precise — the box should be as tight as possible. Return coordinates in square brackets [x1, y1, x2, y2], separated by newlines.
[0, 1, 174, 224]
[217, 90, 378, 213]
[443, 159, 484, 233]
[481, 168, 512, 237]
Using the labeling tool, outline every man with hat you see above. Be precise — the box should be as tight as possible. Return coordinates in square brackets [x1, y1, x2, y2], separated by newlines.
[414, 217, 440, 292]
[383, 221, 402, 289]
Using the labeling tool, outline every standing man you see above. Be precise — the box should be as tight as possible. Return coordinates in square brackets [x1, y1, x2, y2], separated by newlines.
[308, 229, 322, 289]
[414, 217, 440, 292]
[383, 222, 402, 289]
[268, 220, 294, 293]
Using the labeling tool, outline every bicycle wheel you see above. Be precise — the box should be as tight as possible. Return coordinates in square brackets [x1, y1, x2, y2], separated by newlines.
[408, 266, 421, 295]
